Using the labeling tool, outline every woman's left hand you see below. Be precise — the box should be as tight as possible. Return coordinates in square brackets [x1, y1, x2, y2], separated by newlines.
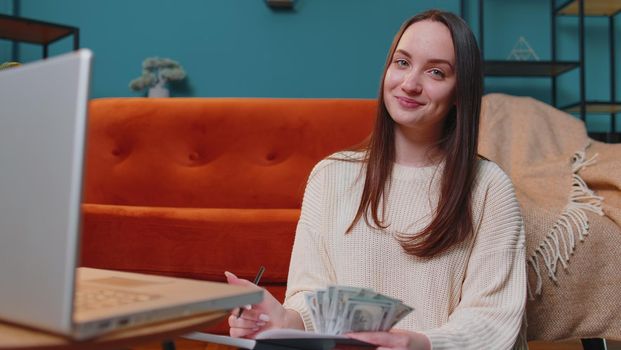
[346, 329, 431, 350]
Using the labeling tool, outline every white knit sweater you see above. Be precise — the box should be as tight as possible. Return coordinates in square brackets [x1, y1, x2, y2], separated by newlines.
[283, 152, 527, 349]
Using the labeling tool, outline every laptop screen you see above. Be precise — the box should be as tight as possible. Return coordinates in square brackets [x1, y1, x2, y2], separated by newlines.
[0, 50, 93, 333]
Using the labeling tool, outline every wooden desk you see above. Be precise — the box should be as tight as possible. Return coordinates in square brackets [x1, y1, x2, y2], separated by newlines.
[0, 311, 225, 350]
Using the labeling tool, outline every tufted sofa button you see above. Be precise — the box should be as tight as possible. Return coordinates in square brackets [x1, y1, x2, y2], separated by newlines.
[265, 152, 277, 161]
[110, 143, 132, 161]
[189, 151, 201, 162]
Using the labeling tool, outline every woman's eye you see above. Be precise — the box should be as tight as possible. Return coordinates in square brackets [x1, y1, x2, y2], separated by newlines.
[395, 59, 409, 68]
[429, 68, 445, 78]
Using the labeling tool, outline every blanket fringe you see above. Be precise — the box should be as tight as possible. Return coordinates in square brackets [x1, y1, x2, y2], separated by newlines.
[527, 148, 604, 299]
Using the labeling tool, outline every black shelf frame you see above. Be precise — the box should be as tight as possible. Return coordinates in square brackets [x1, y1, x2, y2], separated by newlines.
[0, 14, 79, 58]
[556, 0, 620, 137]
[477, 0, 583, 113]
[477, 0, 620, 141]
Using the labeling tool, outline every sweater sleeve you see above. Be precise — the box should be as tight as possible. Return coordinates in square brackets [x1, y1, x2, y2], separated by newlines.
[423, 166, 527, 350]
[282, 161, 335, 331]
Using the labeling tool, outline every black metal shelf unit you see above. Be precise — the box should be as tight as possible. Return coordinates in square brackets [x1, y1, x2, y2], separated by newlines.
[478, 0, 582, 110]
[477, 0, 620, 143]
[556, 0, 620, 140]
[0, 14, 79, 58]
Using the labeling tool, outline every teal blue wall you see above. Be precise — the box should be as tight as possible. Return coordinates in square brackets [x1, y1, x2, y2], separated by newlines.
[1, 0, 460, 99]
[1, 0, 618, 131]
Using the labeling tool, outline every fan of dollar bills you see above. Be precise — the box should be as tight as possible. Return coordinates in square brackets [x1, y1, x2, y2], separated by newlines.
[304, 286, 413, 335]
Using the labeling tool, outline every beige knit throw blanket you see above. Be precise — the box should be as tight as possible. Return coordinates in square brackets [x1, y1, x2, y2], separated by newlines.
[478, 94, 621, 341]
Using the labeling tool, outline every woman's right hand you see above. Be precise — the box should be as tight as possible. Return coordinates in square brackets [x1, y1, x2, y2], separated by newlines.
[224, 271, 289, 338]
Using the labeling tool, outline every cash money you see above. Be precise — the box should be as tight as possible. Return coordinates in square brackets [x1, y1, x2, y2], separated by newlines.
[303, 286, 413, 335]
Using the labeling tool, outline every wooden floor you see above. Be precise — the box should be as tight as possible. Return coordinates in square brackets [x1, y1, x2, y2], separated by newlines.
[131, 338, 621, 350]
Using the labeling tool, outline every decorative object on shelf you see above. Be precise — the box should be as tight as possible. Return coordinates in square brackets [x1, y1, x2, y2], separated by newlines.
[0, 62, 21, 70]
[507, 36, 540, 61]
[265, 0, 294, 10]
[129, 57, 186, 98]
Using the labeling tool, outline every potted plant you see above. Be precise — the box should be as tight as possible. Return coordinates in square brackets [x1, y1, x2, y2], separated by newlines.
[129, 57, 186, 97]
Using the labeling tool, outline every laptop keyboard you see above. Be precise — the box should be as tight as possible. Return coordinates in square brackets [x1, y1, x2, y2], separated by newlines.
[75, 287, 159, 311]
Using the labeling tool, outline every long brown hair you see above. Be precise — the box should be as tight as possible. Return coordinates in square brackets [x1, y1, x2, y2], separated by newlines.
[347, 10, 483, 258]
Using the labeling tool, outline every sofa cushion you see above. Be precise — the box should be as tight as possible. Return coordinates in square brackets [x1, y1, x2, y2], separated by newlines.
[80, 204, 300, 283]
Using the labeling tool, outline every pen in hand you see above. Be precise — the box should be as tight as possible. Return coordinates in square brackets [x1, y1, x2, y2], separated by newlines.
[237, 265, 265, 318]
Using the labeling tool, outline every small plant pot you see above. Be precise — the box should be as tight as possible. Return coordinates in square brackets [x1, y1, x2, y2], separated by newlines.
[148, 85, 170, 98]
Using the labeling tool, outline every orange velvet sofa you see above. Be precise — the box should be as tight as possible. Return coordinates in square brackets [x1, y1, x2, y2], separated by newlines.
[79, 97, 376, 331]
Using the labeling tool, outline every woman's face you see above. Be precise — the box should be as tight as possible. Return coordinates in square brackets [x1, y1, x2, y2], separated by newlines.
[383, 20, 457, 138]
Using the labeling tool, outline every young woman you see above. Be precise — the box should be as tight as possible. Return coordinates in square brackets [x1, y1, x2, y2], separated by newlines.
[226, 9, 526, 350]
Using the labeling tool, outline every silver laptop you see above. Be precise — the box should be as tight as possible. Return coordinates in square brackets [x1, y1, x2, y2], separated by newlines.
[0, 49, 262, 340]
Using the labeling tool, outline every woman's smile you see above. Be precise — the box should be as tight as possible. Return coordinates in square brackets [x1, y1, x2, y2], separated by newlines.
[395, 96, 425, 109]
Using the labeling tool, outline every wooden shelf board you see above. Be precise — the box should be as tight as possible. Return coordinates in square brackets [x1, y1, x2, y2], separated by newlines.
[484, 60, 579, 77]
[589, 132, 621, 142]
[562, 101, 621, 113]
[0, 14, 77, 45]
[557, 0, 621, 16]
